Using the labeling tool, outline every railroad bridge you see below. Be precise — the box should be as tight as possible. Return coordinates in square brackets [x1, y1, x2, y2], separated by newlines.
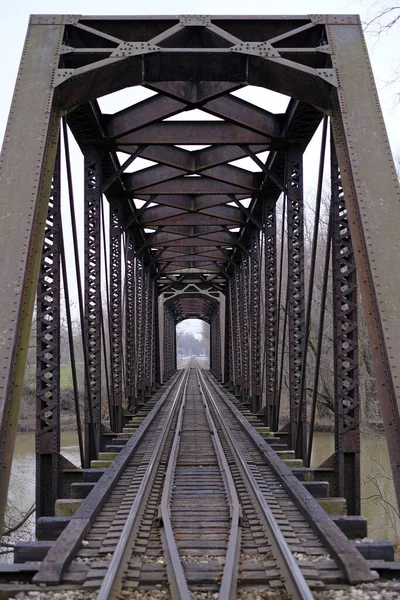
[1, 13, 400, 598]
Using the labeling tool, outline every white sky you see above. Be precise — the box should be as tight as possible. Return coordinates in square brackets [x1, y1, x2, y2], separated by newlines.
[0, 0, 399, 155]
[0, 0, 399, 336]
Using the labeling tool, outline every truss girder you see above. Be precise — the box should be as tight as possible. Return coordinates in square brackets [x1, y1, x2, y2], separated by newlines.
[109, 198, 123, 432]
[286, 147, 306, 458]
[84, 146, 102, 463]
[264, 205, 278, 427]
[36, 141, 62, 522]
[331, 137, 360, 514]
[250, 231, 261, 411]
[125, 233, 137, 412]
[1, 13, 400, 537]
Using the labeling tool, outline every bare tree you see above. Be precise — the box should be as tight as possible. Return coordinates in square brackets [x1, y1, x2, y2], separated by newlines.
[364, 3, 400, 36]
[364, 2, 400, 95]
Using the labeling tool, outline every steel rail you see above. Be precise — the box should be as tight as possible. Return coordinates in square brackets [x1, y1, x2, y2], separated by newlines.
[197, 367, 314, 600]
[159, 375, 192, 600]
[34, 369, 183, 584]
[97, 365, 190, 600]
[196, 367, 242, 600]
[203, 370, 374, 585]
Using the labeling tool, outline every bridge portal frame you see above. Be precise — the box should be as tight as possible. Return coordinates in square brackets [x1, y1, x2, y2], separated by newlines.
[0, 14, 400, 537]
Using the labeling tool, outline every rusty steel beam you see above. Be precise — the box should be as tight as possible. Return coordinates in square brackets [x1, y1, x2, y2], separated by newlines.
[106, 91, 281, 139]
[249, 230, 261, 412]
[2, 13, 400, 535]
[264, 204, 278, 428]
[202, 94, 282, 136]
[84, 146, 102, 462]
[109, 198, 123, 433]
[194, 144, 270, 171]
[139, 205, 245, 225]
[105, 95, 186, 138]
[140, 213, 245, 227]
[118, 145, 194, 170]
[124, 176, 252, 195]
[147, 81, 242, 104]
[125, 163, 259, 191]
[151, 235, 234, 247]
[286, 147, 306, 457]
[0, 21, 62, 537]
[146, 194, 249, 211]
[117, 122, 272, 145]
[36, 142, 62, 523]
[125, 233, 136, 412]
[117, 143, 269, 172]
[331, 140, 360, 515]
[328, 18, 400, 510]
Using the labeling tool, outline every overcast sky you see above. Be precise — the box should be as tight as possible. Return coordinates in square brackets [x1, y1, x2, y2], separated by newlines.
[1, 0, 399, 153]
[0, 0, 399, 339]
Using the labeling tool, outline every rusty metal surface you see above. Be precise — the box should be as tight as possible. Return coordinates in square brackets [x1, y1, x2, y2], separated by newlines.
[331, 140, 360, 515]
[84, 146, 102, 462]
[286, 147, 306, 456]
[328, 18, 400, 509]
[36, 142, 62, 522]
[0, 21, 63, 536]
[109, 199, 123, 432]
[2, 13, 400, 535]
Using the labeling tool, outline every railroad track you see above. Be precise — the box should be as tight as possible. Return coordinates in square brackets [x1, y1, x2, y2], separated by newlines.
[35, 362, 374, 598]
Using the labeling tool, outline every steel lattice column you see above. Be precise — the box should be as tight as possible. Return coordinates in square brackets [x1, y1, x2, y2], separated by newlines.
[241, 255, 250, 404]
[264, 204, 278, 427]
[143, 266, 152, 397]
[125, 233, 136, 412]
[250, 231, 261, 412]
[36, 141, 61, 521]
[331, 141, 360, 515]
[226, 280, 234, 387]
[233, 269, 242, 395]
[136, 257, 144, 403]
[84, 146, 102, 462]
[163, 306, 175, 380]
[109, 198, 123, 432]
[225, 285, 233, 386]
[286, 148, 306, 455]
[152, 283, 160, 388]
[210, 307, 221, 379]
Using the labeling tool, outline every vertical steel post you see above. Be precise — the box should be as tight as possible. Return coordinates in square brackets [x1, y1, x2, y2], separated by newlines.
[36, 141, 61, 522]
[137, 258, 145, 403]
[125, 233, 136, 412]
[286, 148, 306, 454]
[84, 146, 102, 462]
[164, 306, 175, 380]
[264, 204, 278, 427]
[233, 269, 242, 395]
[250, 231, 261, 412]
[152, 281, 159, 387]
[331, 140, 360, 514]
[211, 308, 222, 379]
[225, 286, 233, 386]
[109, 198, 123, 432]
[143, 265, 151, 398]
[241, 255, 250, 405]
[0, 21, 62, 537]
[328, 17, 400, 510]
[226, 281, 233, 386]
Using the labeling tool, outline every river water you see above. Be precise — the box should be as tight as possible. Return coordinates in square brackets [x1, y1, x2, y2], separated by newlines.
[6, 431, 400, 544]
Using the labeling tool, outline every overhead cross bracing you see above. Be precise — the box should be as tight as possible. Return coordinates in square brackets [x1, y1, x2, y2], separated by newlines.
[1, 13, 400, 551]
[61, 15, 326, 291]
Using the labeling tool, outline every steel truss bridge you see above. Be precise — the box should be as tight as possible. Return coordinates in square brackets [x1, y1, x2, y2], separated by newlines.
[1, 12, 400, 597]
